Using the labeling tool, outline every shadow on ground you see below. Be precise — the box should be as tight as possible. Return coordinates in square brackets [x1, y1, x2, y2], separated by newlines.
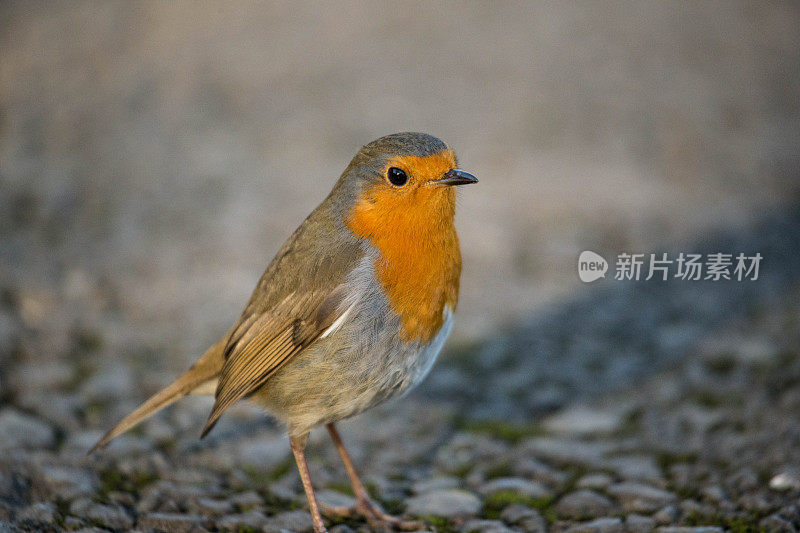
[424, 205, 800, 422]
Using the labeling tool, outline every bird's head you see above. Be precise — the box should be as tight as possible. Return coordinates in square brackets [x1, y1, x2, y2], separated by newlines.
[337, 132, 477, 239]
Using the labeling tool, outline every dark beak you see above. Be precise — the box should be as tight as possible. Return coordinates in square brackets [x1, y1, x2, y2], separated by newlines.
[432, 169, 479, 187]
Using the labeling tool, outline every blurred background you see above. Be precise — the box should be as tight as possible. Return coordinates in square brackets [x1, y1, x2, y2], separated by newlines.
[3, 1, 798, 350]
[2, 2, 800, 530]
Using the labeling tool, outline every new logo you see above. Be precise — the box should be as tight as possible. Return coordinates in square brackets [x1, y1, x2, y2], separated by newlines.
[578, 250, 608, 282]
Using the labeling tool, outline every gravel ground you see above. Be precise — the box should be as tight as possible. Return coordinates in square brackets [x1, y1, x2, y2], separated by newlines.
[2, 3, 800, 532]
[1, 209, 799, 532]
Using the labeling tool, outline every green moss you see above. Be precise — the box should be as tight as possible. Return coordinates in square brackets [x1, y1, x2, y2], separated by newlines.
[82, 399, 108, 425]
[243, 457, 295, 486]
[459, 420, 545, 444]
[483, 492, 554, 520]
[236, 526, 260, 533]
[776, 350, 798, 368]
[614, 407, 644, 436]
[656, 451, 699, 473]
[325, 482, 355, 497]
[261, 489, 301, 511]
[323, 512, 369, 529]
[451, 462, 473, 479]
[688, 389, 745, 409]
[660, 452, 704, 501]
[726, 518, 769, 533]
[417, 515, 455, 533]
[535, 501, 558, 524]
[683, 510, 769, 532]
[364, 481, 381, 498]
[670, 484, 702, 501]
[98, 468, 125, 494]
[378, 498, 405, 515]
[53, 498, 70, 527]
[98, 467, 157, 496]
[484, 461, 513, 479]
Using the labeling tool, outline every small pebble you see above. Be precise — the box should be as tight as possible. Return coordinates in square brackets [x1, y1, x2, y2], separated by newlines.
[405, 489, 481, 518]
[566, 517, 624, 533]
[625, 514, 656, 532]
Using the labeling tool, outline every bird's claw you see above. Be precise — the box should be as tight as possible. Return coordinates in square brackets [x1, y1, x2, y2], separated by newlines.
[322, 500, 425, 531]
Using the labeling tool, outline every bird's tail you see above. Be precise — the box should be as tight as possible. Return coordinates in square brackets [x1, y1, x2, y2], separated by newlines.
[88, 335, 227, 453]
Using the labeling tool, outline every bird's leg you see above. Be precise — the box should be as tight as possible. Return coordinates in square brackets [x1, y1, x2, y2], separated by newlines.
[290, 433, 327, 533]
[323, 423, 424, 531]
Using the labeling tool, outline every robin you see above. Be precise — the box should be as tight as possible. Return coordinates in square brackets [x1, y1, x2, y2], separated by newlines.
[90, 132, 477, 532]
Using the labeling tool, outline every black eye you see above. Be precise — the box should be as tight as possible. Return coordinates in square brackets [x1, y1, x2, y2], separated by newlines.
[387, 167, 408, 186]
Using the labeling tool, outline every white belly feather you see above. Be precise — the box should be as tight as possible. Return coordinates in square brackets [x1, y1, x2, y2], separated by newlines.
[406, 305, 453, 392]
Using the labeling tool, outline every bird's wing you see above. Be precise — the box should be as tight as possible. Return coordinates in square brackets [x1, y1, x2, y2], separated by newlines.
[200, 283, 351, 437]
[198, 193, 365, 436]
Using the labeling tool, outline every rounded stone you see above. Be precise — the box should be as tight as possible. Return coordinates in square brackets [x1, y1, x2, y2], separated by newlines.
[500, 504, 547, 533]
[555, 490, 614, 519]
[478, 477, 550, 499]
[0, 409, 56, 450]
[625, 514, 656, 532]
[262, 510, 315, 533]
[33, 466, 99, 500]
[576, 473, 614, 490]
[411, 476, 461, 494]
[137, 512, 206, 533]
[461, 518, 517, 533]
[565, 517, 624, 533]
[606, 482, 676, 513]
[405, 489, 481, 518]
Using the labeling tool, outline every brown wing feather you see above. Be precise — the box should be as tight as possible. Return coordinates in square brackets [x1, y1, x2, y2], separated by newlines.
[90, 188, 365, 450]
[200, 287, 348, 437]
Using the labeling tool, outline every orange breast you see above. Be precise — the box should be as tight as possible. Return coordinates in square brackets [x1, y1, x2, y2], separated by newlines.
[346, 152, 462, 343]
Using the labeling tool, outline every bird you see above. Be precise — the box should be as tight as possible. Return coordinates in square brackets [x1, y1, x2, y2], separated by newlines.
[90, 132, 477, 532]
